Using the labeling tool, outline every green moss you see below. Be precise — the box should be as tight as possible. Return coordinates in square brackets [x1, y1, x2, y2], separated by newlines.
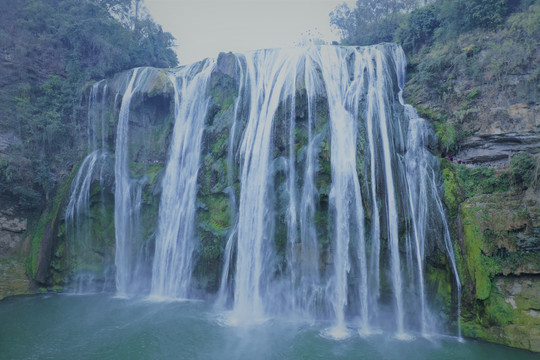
[146, 164, 164, 185]
[441, 161, 462, 218]
[485, 291, 515, 327]
[461, 204, 492, 300]
[0, 258, 31, 300]
[129, 161, 164, 180]
[145, 70, 171, 98]
[195, 193, 231, 291]
[415, 105, 447, 123]
[456, 166, 510, 197]
[199, 194, 231, 233]
[211, 134, 228, 156]
[474, 267, 491, 300]
[26, 161, 81, 280]
[462, 320, 488, 338]
[426, 262, 453, 314]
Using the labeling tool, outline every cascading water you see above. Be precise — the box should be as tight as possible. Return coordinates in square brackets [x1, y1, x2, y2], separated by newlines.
[150, 59, 216, 299]
[216, 57, 247, 308]
[217, 45, 460, 337]
[291, 53, 324, 319]
[65, 80, 110, 293]
[230, 49, 303, 322]
[72, 44, 463, 339]
[393, 46, 462, 337]
[315, 47, 369, 337]
[114, 67, 156, 297]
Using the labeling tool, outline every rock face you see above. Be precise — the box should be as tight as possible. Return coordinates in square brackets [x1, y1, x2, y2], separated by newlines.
[0, 210, 27, 257]
[402, 12, 540, 350]
[459, 132, 540, 164]
[0, 259, 31, 300]
[451, 178, 540, 351]
[0, 208, 30, 300]
[494, 276, 540, 352]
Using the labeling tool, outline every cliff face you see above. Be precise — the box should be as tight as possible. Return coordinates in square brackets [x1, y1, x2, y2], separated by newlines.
[399, 4, 540, 351]
[404, 4, 540, 165]
[445, 182, 540, 352]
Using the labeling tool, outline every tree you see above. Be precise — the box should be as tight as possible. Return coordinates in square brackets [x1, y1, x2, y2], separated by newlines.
[396, 4, 439, 52]
[330, 0, 417, 45]
[0, 0, 178, 209]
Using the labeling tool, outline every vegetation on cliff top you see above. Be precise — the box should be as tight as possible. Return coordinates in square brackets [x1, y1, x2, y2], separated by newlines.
[0, 0, 177, 211]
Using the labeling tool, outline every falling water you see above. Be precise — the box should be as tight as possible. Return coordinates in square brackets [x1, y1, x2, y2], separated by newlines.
[316, 47, 369, 337]
[65, 80, 109, 293]
[211, 45, 461, 336]
[150, 60, 216, 299]
[72, 44, 463, 339]
[231, 49, 302, 321]
[294, 53, 323, 318]
[114, 68, 143, 297]
[393, 46, 462, 337]
[65, 150, 99, 292]
[216, 57, 247, 308]
[285, 69, 299, 313]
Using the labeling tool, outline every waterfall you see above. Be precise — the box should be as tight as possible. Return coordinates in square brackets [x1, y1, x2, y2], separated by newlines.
[294, 53, 323, 319]
[210, 45, 460, 336]
[315, 47, 369, 337]
[150, 59, 216, 299]
[114, 68, 146, 297]
[393, 46, 462, 337]
[216, 57, 247, 308]
[65, 80, 109, 293]
[372, 49, 405, 336]
[73, 44, 463, 339]
[231, 49, 302, 322]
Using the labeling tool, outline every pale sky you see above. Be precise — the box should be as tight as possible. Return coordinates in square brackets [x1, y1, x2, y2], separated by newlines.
[145, 0, 354, 65]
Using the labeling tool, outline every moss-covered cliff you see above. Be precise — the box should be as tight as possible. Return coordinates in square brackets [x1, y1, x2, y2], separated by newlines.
[438, 157, 540, 351]
[397, 1, 540, 352]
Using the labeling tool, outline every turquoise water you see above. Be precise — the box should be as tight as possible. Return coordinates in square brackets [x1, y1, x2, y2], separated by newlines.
[0, 294, 537, 360]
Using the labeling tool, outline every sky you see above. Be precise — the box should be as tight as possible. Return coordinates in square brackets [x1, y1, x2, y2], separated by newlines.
[145, 0, 354, 65]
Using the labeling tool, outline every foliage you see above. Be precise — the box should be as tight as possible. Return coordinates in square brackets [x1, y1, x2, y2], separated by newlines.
[396, 4, 439, 52]
[0, 0, 178, 210]
[330, 0, 414, 46]
[441, 165, 462, 218]
[456, 166, 510, 197]
[436, 0, 511, 39]
[434, 121, 462, 155]
[510, 152, 537, 187]
[331, 0, 525, 48]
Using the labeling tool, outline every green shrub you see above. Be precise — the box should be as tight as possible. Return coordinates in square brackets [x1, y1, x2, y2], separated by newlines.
[435, 121, 463, 155]
[396, 4, 440, 52]
[456, 166, 510, 197]
[510, 152, 536, 187]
